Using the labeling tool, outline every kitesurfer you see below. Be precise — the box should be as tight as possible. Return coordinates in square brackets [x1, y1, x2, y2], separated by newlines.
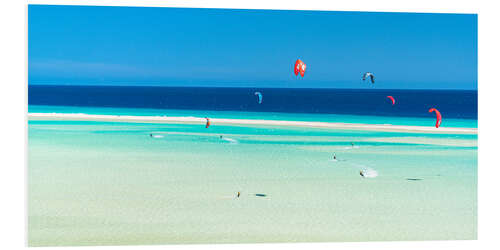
[205, 117, 211, 128]
[294, 59, 306, 77]
[428, 108, 442, 128]
[362, 72, 375, 84]
[387, 96, 395, 105]
[254, 91, 263, 104]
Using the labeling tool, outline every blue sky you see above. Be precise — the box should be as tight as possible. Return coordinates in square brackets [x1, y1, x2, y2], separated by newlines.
[28, 5, 477, 89]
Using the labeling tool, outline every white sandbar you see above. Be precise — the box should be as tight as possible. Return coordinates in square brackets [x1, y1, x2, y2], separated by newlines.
[28, 112, 477, 134]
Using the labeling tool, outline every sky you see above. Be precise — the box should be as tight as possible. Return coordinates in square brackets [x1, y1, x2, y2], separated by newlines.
[28, 5, 477, 89]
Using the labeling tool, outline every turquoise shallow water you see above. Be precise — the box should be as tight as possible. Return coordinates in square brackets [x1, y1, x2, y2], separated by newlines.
[28, 106, 477, 246]
[29, 105, 478, 128]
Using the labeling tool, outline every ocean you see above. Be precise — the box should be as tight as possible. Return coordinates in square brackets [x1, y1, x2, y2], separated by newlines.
[28, 85, 477, 119]
[27, 85, 477, 246]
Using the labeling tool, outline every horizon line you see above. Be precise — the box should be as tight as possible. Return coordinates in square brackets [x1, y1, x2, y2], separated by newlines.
[28, 83, 478, 91]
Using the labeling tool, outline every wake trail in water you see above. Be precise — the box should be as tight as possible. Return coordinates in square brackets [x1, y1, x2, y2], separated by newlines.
[221, 137, 239, 144]
[345, 162, 378, 178]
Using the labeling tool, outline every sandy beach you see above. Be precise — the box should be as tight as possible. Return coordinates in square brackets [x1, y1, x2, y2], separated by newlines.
[28, 112, 477, 134]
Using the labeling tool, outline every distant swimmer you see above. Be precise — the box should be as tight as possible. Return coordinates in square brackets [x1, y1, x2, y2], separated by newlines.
[333, 154, 337, 160]
[149, 133, 153, 137]
[351, 142, 355, 148]
[360, 170, 365, 177]
[237, 192, 241, 198]
[220, 135, 223, 139]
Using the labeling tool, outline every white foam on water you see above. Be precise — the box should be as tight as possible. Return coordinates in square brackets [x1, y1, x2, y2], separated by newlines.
[360, 168, 378, 178]
[346, 162, 378, 178]
[222, 137, 239, 144]
[152, 135, 164, 138]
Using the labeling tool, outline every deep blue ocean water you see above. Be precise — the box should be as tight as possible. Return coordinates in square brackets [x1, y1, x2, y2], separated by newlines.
[28, 85, 477, 119]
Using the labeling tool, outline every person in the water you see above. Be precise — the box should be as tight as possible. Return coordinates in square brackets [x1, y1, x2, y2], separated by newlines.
[333, 154, 337, 160]
[360, 170, 365, 177]
[220, 135, 223, 139]
[351, 142, 355, 148]
[236, 192, 240, 198]
[150, 133, 153, 137]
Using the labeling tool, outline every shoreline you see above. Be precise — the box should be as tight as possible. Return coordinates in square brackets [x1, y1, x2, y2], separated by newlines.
[28, 112, 477, 134]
